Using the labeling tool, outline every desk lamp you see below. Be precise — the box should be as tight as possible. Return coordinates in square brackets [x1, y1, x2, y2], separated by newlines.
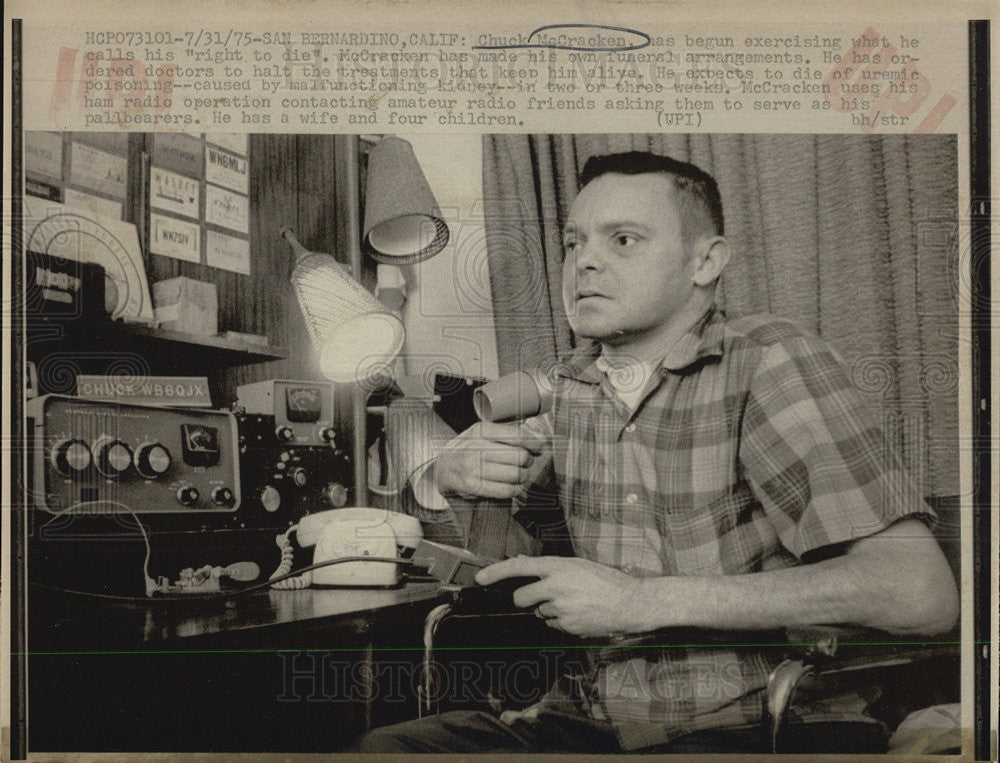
[362, 135, 450, 264]
[284, 136, 450, 505]
[282, 227, 404, 386]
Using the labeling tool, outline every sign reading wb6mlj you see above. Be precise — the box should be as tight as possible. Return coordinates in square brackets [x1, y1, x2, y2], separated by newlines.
[76, 375, 212, 407]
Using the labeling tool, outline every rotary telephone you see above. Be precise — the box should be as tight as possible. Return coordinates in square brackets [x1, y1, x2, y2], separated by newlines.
[270, 507, 423, 588]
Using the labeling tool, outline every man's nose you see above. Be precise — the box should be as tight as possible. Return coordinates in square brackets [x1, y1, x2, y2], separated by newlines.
[574, 240, 604, 272]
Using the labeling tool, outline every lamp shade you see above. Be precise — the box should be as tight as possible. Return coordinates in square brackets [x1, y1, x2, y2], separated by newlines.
[363, 137, 450, 264]
[283, 227, 404, 386]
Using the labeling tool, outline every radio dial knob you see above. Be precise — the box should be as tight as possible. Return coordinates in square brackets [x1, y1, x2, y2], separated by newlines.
[134, 443, 172, 479]
[260, 485, 281, 513]
[211, 486, 235, 507]
[50, 438, 92, 477]
[289, 467, 308, 488]
[94, 438, 133, 478]
[319, 427, 337, 444]
[275, 426, 294, 443]
[323, 482, 349, 508]
[176, 485, 200, 506]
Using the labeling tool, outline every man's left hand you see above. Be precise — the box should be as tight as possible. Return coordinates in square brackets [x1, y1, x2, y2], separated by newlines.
[475, 556, 642, 637]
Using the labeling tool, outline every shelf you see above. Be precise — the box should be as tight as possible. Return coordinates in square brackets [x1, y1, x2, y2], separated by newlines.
[26, 316, 288, 368]
[120, 324, 288, 363]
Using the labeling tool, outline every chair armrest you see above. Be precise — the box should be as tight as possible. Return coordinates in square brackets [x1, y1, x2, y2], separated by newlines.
[783, 625, 960, 670]
[767, 625, 961, 752]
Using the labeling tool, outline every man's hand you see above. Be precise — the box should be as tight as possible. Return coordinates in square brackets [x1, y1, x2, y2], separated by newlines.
[475, 556, 642, 637]
[472, 519, 958, 639]
[434, 422, 546, 501]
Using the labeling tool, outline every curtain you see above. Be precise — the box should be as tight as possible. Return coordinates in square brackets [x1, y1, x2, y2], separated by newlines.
[481, 134, 958, 497]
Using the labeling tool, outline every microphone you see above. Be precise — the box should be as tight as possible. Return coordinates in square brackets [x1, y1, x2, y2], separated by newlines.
[472, 368, 555, 422]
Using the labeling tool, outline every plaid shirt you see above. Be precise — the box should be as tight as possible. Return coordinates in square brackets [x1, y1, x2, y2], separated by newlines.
[517, 306, 933, 750]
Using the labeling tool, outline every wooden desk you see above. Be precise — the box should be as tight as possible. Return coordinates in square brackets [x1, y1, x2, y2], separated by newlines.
[27, 582, 451, 753]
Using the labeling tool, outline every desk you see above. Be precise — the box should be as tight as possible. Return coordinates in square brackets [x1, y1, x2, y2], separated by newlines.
[28, 583, 451, 753]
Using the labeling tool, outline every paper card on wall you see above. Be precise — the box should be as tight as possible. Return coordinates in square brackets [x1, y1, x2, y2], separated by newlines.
[151, 166, 200, 219]
[22, 197, 154, 323]
[150, 213, 201, 263]
[64, 188, 123, 220]
[205, 184, 249, 233]
[70, 142, 127, 197]
[205, 145, 248, 193]
[152, 133, 204, 177]
[25, 132, 63, 179]
[206, 230, 250, 275]
[205, 133, 248, 155]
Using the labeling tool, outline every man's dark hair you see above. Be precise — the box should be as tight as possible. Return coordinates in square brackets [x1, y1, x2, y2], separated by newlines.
[579, 152, 724, 242]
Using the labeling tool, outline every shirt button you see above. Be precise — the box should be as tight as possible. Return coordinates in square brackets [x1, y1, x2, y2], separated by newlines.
[626, 493, 638, 504]
[622, 564, 635, 574]
[625, 423, 636, 433]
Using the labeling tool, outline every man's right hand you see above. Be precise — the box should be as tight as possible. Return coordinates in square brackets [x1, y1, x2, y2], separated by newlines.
[434, 422, 547, 500]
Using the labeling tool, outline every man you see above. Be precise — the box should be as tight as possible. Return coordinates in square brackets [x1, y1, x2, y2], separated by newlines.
[356, 152, 959, 754]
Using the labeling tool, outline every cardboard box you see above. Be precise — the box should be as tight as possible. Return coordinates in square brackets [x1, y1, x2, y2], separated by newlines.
[153, 277, 218, 336]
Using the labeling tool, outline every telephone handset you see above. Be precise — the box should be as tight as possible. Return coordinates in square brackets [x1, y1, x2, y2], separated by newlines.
[270, 507, 423, 588]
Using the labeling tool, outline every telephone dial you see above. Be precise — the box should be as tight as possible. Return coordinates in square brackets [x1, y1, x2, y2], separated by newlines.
[270, 507, 423, 588]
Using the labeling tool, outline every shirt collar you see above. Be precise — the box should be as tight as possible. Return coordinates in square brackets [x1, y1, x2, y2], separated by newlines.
[660, 304, 726, 371]
[557, 304, 726, 384]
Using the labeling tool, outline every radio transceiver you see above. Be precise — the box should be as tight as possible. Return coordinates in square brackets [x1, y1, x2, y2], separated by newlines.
[236, 379, 353, 521]
[26, 387, 351, 595]
[28, 394, 242, 517]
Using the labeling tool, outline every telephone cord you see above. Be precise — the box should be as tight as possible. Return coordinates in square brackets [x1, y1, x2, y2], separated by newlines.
[269, 526, 311, 589]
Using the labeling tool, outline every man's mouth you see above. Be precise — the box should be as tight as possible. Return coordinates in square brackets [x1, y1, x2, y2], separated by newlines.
[577, 289, 607, 300]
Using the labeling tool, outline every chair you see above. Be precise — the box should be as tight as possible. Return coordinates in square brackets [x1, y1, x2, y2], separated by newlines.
[767, 625, 960, 752]
[418, 606, 959, 753]
[418, 496, 962, 754]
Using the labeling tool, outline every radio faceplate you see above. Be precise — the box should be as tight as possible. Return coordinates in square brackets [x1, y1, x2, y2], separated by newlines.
[236, 379, 337, 447]
[28, 395, 241, 515]
[236, 412, 352, 528]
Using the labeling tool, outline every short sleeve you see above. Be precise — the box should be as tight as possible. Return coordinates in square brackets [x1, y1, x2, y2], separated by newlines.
[740, 333, 934, 560]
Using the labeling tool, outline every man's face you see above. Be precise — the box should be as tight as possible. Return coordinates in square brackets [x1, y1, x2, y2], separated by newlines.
[561, 173, 700, 351]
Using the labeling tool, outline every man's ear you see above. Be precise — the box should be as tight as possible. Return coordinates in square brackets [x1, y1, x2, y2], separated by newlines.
[691, 237, 730, 286]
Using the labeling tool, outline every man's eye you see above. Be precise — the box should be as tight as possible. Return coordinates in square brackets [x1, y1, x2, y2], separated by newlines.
[614, 234, 639, 247]
[563, 240, 578, 253]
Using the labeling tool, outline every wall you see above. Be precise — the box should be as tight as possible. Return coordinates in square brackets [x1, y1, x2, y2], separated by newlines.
[226, 135, 335, 391]
[395, 134, 500, 394]
[25, 132, 497, 432]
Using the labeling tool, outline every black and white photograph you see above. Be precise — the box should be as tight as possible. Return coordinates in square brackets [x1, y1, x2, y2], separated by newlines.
[11, 130, 967, 755]
[3, 2, 994, 760]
